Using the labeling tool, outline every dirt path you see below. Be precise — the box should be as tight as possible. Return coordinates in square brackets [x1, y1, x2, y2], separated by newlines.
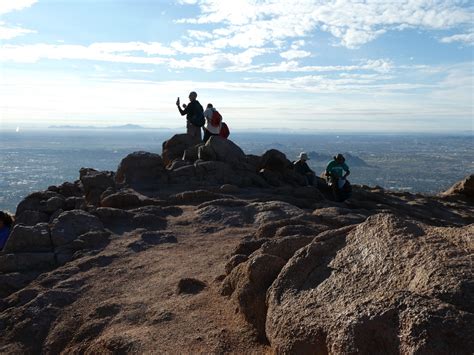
[2, 205, 269, 354]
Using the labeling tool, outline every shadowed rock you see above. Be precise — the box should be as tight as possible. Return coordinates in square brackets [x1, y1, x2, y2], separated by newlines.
[162, 134, 200, 167]
[116, 151, 166, 188]
[50, 210, 104, 247]
[4, 223, 52, 253]
[177, 278, 207, 295]
[100, 188, 162, 209]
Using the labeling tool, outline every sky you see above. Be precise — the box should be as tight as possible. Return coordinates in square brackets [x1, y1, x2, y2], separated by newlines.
[0, 0, 473, 132]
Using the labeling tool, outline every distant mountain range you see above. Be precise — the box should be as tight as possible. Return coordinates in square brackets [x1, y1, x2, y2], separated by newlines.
[307, 151, 372, 167]
[48, 124, 146, 129]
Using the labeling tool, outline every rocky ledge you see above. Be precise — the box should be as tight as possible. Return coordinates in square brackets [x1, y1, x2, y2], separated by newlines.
[0, 134, 472, 354]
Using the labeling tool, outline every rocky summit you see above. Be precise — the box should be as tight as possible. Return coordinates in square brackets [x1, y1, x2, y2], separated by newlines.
[0, 134, 473, 354]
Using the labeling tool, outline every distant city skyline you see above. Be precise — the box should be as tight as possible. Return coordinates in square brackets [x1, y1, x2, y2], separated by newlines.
[0, 0, 473, 132]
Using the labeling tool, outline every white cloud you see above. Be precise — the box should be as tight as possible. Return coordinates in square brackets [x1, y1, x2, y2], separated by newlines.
[254, 58, 393, 74]
[177, 0, 473, 49]
[1, 62, 472, 132]
[280, 49, 311, 60]
[0, 0, 37, 15]
[0, 42, 272, 72]
[0, 22, 36, 39]
[0, 42, 176, 64]
[440, 32, 474, 45]
[0, 0, 37, 40]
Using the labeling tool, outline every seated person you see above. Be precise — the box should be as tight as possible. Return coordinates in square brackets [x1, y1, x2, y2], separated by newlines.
[0, 211, 14, 250]
[203, 103, 222, 143]
[326, 154, 351, 201]
[293, 152, 316, 186]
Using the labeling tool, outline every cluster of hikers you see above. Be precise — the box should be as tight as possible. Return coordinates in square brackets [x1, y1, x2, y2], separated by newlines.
[293, 152, 352, 201]
[0, 97, 351, 251]
[176, 91, 229, 143]
[176, 91, 352, 202]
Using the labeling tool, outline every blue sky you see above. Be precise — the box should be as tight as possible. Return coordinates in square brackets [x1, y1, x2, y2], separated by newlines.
[0, 0, 473, 132]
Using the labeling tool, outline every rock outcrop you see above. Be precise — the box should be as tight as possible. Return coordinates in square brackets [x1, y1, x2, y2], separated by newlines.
[265, 214, 474, 353]
[1, 134, 473, 354]
[441, 173, 474, 200]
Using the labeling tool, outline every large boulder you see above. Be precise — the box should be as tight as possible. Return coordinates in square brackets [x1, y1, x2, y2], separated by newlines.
[50, 210, 104, 247]
[200, 136, 246, 165]
[441, 174, 474, 201]
[221, 253, 286, 338]
[116, 151, 165, 188]
[259, 149, 291, 173]
[115, 151, 166, 188]
[100, 189, 161, 209]
[162, 134, 201, 167]
[182, 143, 203, 162]
[15, 191, 63, 217]
[265, 214, 474, 354]
[14, 210, 49, 226]
[194, 161, 237, 185]
[79, 168, 115, 206]
[56, 181, 83, 198]
[3, 223, 52, 253]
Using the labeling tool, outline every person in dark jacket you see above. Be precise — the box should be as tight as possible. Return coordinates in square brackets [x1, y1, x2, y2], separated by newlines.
[176, 91, 204, 141]
[0, 211, 13, 250]
[293, 152, 316, 186]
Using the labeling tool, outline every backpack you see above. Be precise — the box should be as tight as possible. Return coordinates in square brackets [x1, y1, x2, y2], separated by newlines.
[189, 103, 205, 127]
[219, 122, 230, 138]
[210, 110, 222, 127]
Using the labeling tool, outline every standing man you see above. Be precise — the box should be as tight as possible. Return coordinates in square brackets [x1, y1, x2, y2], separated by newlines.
[176, 91, 204, 141]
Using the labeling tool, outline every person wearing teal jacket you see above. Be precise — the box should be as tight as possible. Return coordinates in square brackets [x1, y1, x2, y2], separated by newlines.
[326, 154, 351, 201]
[326, 154, 350, 180]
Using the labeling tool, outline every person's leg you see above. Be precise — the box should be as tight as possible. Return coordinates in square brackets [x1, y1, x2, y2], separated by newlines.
[203, 129, 211, 143]
[186, 121, 202, 141]
[306, 173, 315, 186]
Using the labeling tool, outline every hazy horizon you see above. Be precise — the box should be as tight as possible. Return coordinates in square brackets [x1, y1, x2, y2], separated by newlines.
[0, 123, 473, 135]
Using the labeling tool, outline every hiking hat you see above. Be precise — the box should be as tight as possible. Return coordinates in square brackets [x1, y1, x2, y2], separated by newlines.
[298, 152, 310, 161]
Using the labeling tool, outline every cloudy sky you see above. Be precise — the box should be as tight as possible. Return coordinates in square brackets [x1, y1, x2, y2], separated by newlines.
[0, 0, 473, 132]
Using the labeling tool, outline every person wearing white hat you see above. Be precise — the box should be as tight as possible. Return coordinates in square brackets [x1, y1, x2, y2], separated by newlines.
[293, 152, 316, 186]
